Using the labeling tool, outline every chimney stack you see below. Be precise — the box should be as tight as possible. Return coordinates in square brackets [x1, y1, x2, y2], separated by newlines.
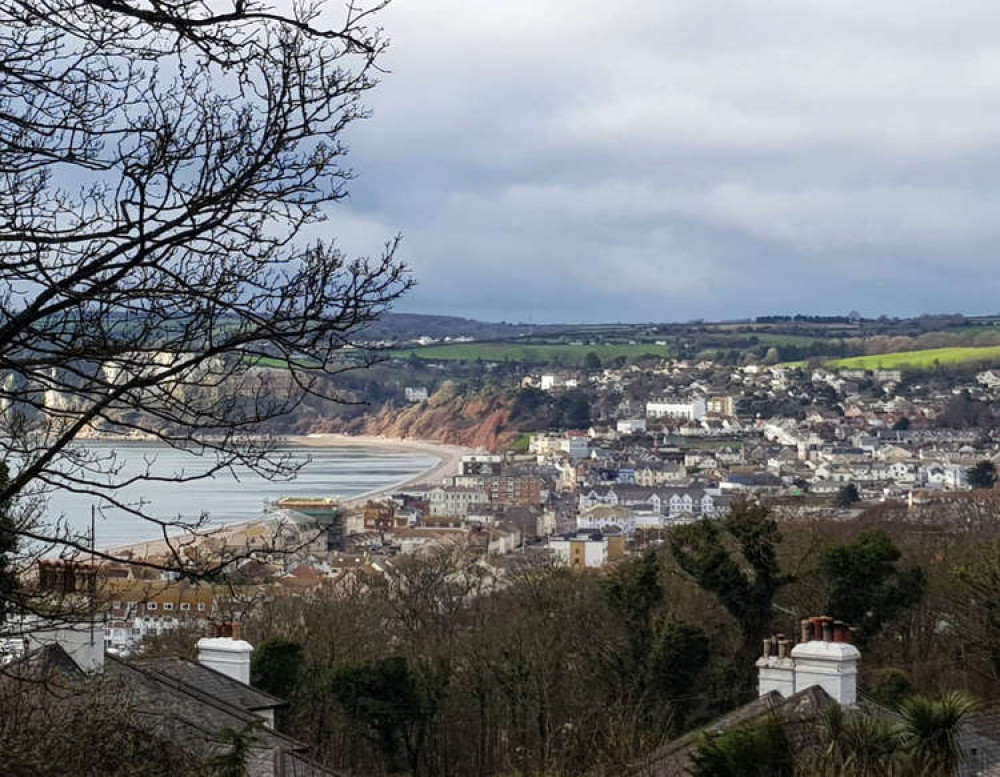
[196, 623, 253, 685]
[756, 631, 795, 698]
[790, 614, 860, 706]
[758, 615, 861, 705]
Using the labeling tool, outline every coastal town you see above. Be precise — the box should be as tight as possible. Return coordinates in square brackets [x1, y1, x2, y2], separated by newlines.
[36, 353, 1000, 658]
[8, 0, 1000, 771]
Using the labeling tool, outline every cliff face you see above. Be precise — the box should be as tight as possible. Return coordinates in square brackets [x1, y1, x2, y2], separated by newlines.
[318, 385, 518, 451]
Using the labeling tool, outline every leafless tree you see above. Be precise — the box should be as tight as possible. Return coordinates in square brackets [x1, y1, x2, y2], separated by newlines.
[0, 0, 409, 585]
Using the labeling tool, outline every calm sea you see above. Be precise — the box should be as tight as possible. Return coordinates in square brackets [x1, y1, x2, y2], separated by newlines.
[43, 441, 438, 547]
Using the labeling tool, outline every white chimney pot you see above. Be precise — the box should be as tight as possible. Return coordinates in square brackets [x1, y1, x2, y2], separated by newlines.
[196, 637, 254, 685]
[756, 655, 796, 698]
[789, 639, 861, 706]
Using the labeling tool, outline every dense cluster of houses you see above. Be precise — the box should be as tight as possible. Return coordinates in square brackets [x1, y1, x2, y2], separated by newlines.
[37, 358, 1000, 653]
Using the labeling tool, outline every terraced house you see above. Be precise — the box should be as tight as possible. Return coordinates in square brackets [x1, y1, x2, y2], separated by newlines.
[578, 484, 734, 519]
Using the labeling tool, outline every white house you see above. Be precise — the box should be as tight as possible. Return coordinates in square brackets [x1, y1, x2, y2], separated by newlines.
[560, 435, 591, 459]
[539, 374, 579, 392]
[547, 532, 625, 568]
[531, 432, 590, 459]
[978, 370, 1000, 389]
[645, 398, 707, 421]
[404, 386, 429, 403]
[616, 418, 647, 435]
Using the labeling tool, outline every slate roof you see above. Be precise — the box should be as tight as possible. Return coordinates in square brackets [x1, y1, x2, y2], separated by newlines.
[961, 704, 1000, 777]
[627, 686, 836, 777]
[105, 655, 341, 777]
[133, 654, 286, 712]
[629, 688, 1000, 777]
[4, 643, 87, 683]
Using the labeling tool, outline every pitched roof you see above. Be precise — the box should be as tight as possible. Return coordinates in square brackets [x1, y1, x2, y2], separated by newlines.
[133, 654, 286, 712]
[106, 655, 341, 777]
[5, 643, 87, 683]
[628, 686, 836, 777]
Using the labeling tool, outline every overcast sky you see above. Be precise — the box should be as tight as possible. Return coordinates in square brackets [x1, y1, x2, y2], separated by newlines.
[321, 0, 1000, 323]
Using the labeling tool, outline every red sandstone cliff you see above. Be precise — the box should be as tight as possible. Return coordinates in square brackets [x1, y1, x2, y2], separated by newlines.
[317, 383, 518, 451]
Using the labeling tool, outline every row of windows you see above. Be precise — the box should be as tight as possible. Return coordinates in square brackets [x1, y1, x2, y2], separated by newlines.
[112, 601, 206, 612]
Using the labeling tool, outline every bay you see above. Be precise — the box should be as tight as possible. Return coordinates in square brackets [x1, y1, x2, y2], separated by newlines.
[43, 441, 438, 547]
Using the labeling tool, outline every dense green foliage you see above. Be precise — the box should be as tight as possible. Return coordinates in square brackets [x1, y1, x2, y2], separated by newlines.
[509, 387, 592, 429]
[202, 726, 258, 777]
[602, 551, 712, 733]
[250, 637, 304, 700]
[329, 656, 436, 775]
[836, 483, 861, 508]
[967, 460, 998, 490]
[670, 502, 794, 689]
[225, 503, 1000, 776]
[897, 692, 979, 776]
[691, 717, 796, 777]
[821, 531, 926, 645]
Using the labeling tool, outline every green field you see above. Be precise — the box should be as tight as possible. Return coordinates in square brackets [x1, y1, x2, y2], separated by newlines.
[826, 345, 1000, 370]
[397, 341, 672, 365]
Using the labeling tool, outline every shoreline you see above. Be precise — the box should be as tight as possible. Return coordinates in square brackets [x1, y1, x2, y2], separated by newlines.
[290, 433, 472, 506]
[104, 434, 476, 562]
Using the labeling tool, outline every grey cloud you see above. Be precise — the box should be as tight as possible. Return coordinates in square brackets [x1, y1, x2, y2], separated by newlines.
[317, 0, 1000, 321]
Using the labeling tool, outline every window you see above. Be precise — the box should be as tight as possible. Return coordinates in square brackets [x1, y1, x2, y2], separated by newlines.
[112, 601, 121, 609]
[180, 602, 190, 611]
[163, 602, 174, 611]
[146, 602, 157, 611]
[197, 603, 206, 612]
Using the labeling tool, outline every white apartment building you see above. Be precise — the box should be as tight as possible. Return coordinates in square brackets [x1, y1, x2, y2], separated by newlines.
[428, 486, 490, 517]
[645, 398, 707, 421]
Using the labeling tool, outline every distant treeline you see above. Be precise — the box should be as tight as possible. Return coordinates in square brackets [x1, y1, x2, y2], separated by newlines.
[755, 314, 861, 324]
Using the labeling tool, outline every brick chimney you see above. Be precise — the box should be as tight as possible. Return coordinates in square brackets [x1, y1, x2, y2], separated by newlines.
[757, 616, 861, 706]
[196, 623, 253, 685]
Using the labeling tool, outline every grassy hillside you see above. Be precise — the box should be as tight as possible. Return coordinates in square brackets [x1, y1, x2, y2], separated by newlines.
[397, 341, 672, 365]
[826, 345, 1000, 370]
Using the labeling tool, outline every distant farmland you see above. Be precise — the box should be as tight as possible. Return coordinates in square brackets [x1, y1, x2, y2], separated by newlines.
[397, 341, 672, 365]
[826, 345, 1000, 370]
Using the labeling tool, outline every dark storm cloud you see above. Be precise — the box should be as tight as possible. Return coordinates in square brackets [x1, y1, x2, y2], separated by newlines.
[317, 0, 1000, 322]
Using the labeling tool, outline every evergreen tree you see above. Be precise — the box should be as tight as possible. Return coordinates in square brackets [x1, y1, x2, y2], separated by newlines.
[251, 638, 304, 699]
[670, 502, 793, 693]
[967, 460, 997, 490]
[821, 531, 925, 645]
[836, 483, 861, 508]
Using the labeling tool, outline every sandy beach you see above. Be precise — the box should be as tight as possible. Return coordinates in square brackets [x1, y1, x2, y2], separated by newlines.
[292, 433, 472, 505]
[106, 434, 475, 562]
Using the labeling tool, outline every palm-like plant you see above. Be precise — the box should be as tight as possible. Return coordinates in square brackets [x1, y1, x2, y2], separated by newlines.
[896, 691, 979, 777]
[818, 705, 902, 777]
